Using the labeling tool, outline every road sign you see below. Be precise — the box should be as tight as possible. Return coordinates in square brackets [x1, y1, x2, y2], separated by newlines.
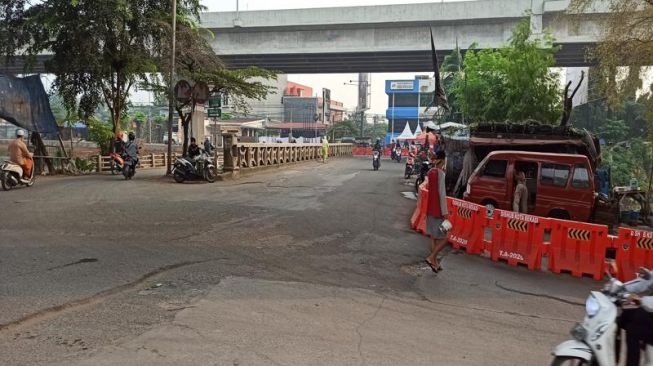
[207, 108, 221, 118]
[209, 95, 222, 108]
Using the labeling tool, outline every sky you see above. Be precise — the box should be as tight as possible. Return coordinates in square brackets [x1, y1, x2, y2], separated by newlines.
[199, 0, 461, 116]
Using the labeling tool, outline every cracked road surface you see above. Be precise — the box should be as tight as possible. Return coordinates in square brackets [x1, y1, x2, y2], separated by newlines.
[0, 158, 596, 365]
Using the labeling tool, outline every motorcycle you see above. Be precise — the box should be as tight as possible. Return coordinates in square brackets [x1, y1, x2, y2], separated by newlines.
[109, 152, 124, 175]
[1, 161, 35, 190]
[550, 271, 653, 366]
[372, 150, 381, 171]
[122, 155, 137, 180]
[405, 153, 415, 179]
[394, 146, 402, 163]
[172, 149, 218, 183]
[414, 160, 431, 193]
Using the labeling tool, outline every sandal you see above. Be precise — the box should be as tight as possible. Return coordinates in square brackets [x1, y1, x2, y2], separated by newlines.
[424, 259, 439, 273]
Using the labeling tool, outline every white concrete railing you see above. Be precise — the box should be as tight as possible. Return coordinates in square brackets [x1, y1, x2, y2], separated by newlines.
[223, 143, 353, 171]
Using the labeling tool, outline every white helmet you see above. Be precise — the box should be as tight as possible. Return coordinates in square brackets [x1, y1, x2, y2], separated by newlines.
[16, 129, 25, 137]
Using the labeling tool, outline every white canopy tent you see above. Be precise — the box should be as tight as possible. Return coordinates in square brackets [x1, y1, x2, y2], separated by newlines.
[414, 123, 423, 135]
[396, 123, 415, 140]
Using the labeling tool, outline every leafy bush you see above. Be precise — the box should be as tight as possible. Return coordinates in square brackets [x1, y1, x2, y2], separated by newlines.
[74, 157, 96, 174]
[86, 118, 114, 155]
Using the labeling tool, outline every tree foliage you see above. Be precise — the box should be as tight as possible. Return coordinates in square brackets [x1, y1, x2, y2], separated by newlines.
[451, 19, 562, 124]
[437, 46, 464, 124]
[568, 0, 653, 120]
[326, 119, 358, 140]
[1, 0, 205, 136]
[144, 15, 276, 155]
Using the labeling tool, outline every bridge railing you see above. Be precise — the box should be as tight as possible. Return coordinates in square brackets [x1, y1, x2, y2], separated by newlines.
[224, 143, 353, 171]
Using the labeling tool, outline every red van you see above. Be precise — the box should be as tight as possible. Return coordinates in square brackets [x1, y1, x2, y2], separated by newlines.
[463, 151, 596, 221]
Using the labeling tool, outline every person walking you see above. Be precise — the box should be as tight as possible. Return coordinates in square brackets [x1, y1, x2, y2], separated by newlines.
[513, 171, 528, 213]
[425, 150, 449, 273]
[321, 136, 329, 163]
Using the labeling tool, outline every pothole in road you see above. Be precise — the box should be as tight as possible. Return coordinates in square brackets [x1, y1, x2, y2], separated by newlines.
[400, 262, 432, 276]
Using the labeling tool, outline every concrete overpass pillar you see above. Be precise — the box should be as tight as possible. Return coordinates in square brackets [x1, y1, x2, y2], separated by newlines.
[530, 0, 546, 38]
[191, 106, 206, 142]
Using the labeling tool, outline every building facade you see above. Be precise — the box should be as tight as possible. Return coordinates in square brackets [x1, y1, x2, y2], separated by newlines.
[285, 82, 313, 97]
[385, 76, 436, 143]
[283, 97, 319, 124]
[239, 74, 289, 121]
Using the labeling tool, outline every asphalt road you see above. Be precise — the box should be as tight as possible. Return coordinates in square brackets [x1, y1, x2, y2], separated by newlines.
[0, 157, 597, 365]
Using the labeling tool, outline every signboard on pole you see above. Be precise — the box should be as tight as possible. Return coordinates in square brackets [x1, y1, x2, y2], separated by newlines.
[322, 88, 331, 121]
[390, 81, 414, 90]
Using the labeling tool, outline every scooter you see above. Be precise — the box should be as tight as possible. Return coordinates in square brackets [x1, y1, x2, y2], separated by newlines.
[0, 161, 35, 190]
[372, 150, 381, 171]
[550, 272, 653, 366]
[414, 160, 431, 193]
[172, 149, 218, 183]
[405, 153, 415, 179]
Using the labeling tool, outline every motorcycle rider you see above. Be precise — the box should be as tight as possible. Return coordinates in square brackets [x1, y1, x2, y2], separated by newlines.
[372, 138, 382, 152]
[114, 132, 125, 154]
[203, 136, 215, 155]
[188, 137, 201, 160]
[124, 132, 139, 165]
[620, 267, 653, 366]
[8, 129, 33, 179]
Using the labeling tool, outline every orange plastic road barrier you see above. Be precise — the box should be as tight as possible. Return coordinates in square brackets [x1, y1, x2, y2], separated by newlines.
[489, 209, 549, 270]
[615, 227, 653, 282]
[411, 185, 425, 230]
[548, 220, 611, 280]
[352, 147, 373, 156]
[415, 185, 429, 235]
[446, 198, 487, 254]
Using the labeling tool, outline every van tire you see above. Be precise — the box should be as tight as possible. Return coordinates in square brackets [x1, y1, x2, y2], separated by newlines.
[548, 209, 571, 220]
[481, 200, 498, 210]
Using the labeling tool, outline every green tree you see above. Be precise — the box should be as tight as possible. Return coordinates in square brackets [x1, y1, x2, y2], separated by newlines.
[1, 0, 203, 139]
[452, 19, 562, 123]
[569, 0, 653, 120]
[438, 46, 464, 124]
[364, 122, 389, 141]
[327, 119, 358, 140]
[146, 18, 276, 155]
[602, 138, 652, 187]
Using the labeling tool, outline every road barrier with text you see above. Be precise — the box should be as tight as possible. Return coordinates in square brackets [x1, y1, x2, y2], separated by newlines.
[411, 180, 653, 281]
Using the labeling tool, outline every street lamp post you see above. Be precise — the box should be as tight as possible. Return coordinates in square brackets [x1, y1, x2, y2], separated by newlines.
[166, 0, 177, 175]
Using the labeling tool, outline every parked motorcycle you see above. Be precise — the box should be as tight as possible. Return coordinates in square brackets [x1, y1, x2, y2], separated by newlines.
[172, 149, 218, 183]
[372, 150, 381, 171]
[550, 271, 653, 366]
[0, 161, 35, 190]
[405, 153, 416, 179]
[414, 160, 431, 193]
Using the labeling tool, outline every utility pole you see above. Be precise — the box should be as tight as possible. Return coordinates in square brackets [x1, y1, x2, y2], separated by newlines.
[166, 0, 177, 175]
[391, 93, 395, 143]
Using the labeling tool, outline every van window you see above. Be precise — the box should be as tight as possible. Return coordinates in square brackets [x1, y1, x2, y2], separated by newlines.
[541, 164, 570, 187]
[572, 164, 590, 189]
[481, 159, 507, 178]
